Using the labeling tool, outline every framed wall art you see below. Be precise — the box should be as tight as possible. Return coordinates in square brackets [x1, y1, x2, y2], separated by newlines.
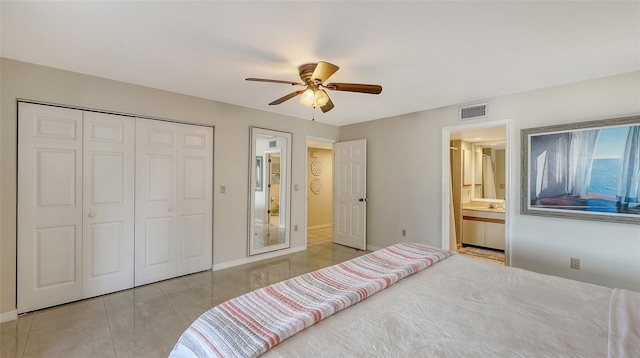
[521, 115, 640, 225]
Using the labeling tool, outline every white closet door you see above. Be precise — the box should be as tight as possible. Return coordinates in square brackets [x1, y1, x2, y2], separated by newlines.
[82, 112, 135, 297]
[135, 118, 178, 286]
[17, 103, 83, 313]
[176, 124, 213, 275]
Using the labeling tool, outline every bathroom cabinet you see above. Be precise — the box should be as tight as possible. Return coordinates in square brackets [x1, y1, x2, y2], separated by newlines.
[462, 209, 505, 250]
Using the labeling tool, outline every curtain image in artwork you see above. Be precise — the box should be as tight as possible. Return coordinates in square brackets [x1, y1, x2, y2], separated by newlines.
[529, 124, 640, 216]
[617, 126, 640, 206]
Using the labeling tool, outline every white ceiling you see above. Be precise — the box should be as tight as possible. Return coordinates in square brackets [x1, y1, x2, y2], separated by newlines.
[2, 1, 638, 127]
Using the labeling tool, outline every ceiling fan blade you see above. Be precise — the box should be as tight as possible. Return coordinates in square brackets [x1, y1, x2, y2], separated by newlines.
[320, 97, 334, 113]
[246, 78, 305, 86]
[325, 82, 382, 94]
[311, 61, 339, 84]
[269, 90, 305, 105]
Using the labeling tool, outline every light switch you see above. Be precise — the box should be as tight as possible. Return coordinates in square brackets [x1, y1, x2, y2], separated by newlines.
[294, 184, 299, 191]
[220, 185, 226, 194]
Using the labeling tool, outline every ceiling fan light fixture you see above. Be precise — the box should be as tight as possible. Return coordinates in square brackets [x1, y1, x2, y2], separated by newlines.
[314, 90, 329, 107]
[299, 88, 315, 108]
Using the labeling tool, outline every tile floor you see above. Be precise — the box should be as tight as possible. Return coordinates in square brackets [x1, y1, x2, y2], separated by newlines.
[1, 228, 368, 357]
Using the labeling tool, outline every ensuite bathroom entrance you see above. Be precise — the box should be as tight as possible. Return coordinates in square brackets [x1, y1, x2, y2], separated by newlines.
[445, 122, 508, 265]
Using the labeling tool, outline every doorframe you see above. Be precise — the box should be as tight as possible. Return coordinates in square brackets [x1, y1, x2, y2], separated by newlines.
[441, 119, 512, 266]
[305, 136, 337, 248]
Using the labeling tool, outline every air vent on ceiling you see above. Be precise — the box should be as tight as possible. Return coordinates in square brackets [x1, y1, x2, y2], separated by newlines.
[460, 103, 487, 121]
[269, 140, 277, 148]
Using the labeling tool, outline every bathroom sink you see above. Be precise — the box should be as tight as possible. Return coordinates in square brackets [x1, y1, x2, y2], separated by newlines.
[463, 205, 505, 213]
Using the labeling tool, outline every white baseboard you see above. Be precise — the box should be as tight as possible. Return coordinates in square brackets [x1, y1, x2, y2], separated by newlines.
[212, 246, 306, 271]
[307, 223, 331, 230]
[366, 244, 382, 252]
[0, 310, 17, 323]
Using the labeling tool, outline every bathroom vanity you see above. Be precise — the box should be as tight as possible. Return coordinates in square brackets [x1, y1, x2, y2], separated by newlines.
[462, 206, 505, 250]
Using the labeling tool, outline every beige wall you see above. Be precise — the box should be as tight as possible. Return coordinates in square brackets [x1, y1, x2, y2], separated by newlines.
[307, 148, 332, 228]
[0, 58, 339, 315]
[340, 71, 640, 291]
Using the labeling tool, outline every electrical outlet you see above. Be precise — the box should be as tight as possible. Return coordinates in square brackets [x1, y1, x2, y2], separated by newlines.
[570, 258, 581, 270]
[294, 225, 298, 232]
[220, 185, 226, 194]
[402, 229, 406, 237]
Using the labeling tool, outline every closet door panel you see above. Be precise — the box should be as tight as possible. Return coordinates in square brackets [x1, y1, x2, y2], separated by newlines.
[18, 103, 83, 313]
[145, 217, 173, 265]
[35, 226, 77, 286]
[177, 124, 213, 275]
[37, 149, 77, 207]
[147, 154, 173, 200]
[87, 222, 123, 275]
[82, 112, 135, 298]
[181, 214, 205, 259]
[135, 118, 178, 286]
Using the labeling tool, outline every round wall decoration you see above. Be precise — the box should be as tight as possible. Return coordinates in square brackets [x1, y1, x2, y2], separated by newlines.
[310, 178, 323, 194]
[311, 160, 323, 176]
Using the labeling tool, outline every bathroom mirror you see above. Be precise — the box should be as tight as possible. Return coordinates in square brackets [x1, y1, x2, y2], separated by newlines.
[471, 142, 506, 200]
[248, 127, 292, 256]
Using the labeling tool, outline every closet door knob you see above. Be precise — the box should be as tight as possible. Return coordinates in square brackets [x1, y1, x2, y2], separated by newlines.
[168, 207, 174, 212]
[88, 213, 96, 218]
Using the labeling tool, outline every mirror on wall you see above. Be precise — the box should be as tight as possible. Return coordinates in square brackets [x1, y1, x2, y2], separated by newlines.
[248, 127, 292, 256]
[471, 142, 506, 200]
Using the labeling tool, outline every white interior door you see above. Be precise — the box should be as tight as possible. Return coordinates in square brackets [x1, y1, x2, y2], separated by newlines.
[176, 124, 213, 275]
[18, 103, 83, 313]
[82, 112, 135, 297]
[333, 139, 367, 250]
[135, 118, 178, 286]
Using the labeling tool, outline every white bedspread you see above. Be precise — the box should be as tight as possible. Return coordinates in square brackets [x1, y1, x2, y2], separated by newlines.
[264, 255, 613, 357]
[608, 288, 640, 358]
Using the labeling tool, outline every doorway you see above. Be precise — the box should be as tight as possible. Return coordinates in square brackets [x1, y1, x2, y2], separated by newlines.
[306, 138, 335, 247]
[442, 120, 510, 266]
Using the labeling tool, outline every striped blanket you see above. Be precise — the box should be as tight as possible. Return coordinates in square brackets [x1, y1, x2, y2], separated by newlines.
[170, 243, 454, 358]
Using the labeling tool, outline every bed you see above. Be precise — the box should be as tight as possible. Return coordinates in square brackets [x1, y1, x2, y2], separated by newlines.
[171, 243, 639, 358]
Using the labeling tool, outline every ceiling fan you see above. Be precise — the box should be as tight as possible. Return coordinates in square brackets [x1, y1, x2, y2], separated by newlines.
[246, 61, 382, 113]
